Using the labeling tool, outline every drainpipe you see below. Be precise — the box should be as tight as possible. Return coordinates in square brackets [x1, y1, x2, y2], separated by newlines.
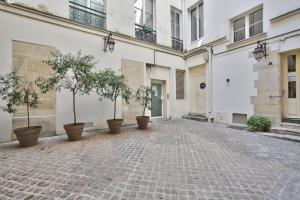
[204, 46, 213, 122]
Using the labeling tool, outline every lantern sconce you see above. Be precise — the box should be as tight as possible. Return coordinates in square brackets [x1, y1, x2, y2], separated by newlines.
[103, 32, 115, 53]
[253, 40, 268, 62]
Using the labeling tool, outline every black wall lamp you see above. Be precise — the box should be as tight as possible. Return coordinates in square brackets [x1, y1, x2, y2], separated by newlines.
[103, 32, 115, 53]
[253, 40, 268, 62]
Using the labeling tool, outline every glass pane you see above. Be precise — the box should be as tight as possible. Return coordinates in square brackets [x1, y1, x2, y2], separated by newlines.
[176, 12, 180, 26]
[234, 17, 245, 31]
[135, 8, 143, 25]
[171, 23, 175, 37]
[134, 0, 143, 9]
[288, 81, 296, 98]
[146, 0, 153, 14]
[73, 0, 87, 6]
[91, 0, 104, 13]
[288, 55, 297, 98]
[145, 13, 153, 28]
[288, 55, 296, 72]
[249, 21, 263, 37]
[198, 4, 204, 38]
[234, 29, 245, 42]
[171, 11, 175, 24]
[250, 9, 263, 25]
[175, 24, 180, 38]
[191, 8, 197, 41]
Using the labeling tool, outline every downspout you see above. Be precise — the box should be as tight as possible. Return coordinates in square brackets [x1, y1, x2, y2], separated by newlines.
[204, 46, 213, 122]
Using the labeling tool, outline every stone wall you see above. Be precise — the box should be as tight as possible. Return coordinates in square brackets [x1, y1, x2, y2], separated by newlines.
[251, 51, 282, 126]
[12, 41, 56, 138]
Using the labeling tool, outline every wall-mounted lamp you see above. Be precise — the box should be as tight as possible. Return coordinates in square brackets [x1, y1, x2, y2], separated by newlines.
[103, 32, 115, 53]
[253, 41, 268, 62]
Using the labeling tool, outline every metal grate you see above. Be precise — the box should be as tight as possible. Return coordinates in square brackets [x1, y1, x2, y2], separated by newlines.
[172, 37, 183, 52]
[135, 24, 156, 44]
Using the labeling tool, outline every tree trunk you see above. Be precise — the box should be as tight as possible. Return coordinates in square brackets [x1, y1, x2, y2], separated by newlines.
[143, 106, 146, 116]
[114, 95, 117, 120]
[73, 90, 77, 125]
[26, 101, 30, 128]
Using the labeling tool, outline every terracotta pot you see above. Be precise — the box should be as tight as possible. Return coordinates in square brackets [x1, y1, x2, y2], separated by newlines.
[14, 126, 42, 147]
[136, 116, 150, 130]
[107, 119, 123, 134]
[64, 123, 85, 141]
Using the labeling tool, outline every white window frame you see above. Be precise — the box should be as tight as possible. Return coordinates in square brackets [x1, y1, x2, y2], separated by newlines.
[134, 0, 156, 30]
[171, 8, 181, 39]
[190, 3, 204, 42]
[73, 0, 105, 12]
[232, 7, 263, 43]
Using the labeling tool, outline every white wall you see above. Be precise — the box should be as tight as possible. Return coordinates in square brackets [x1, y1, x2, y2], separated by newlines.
[0, 10, 185, 142]
[6, 0, 69, 18]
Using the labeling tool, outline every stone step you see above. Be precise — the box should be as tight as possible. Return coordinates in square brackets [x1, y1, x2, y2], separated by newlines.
[183, 115, 208, 122]
[271, 126, 300, 137]
[282, 117, 300, 124]
[281, 122, 300, 130]
[188, 113, 207, 118]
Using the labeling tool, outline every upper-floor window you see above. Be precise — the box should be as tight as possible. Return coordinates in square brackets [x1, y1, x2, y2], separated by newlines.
[171, 9, 180, 39]
[69, 0, 106, 28]
[191, 3, 204, 42]
[233, 8, 263, 42]
[135, 0, 155, 29]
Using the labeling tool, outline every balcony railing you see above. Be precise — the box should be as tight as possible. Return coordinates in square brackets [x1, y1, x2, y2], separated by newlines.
[172, 37, 183, 52]
[135, 24, 156, 44]
[69, 1, 106, 29]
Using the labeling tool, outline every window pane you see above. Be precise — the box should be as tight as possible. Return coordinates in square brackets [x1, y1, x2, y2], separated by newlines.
[145, 13, 153, 28]
[191, 8, 197, 41]
[198, 4, 204, 38]
[171, 11, 175, 24]
[135, 8, 143, 25]
[176, 12, 180, 26]
[234, 30, 245, 42]
[288, 55, 297, 98]
[134, 0, 143, 9]
[288, 55, 296, 72]
[234, 17, 245, 31]
[73, 0, 87, 6]
[176, 70, 185, 99]
[146, 0, 153, 14]
[91, 0, 104, 13]
[250, 9, 263, 25]
[249, 21, 263, 37]
[175, 24, 180, 38]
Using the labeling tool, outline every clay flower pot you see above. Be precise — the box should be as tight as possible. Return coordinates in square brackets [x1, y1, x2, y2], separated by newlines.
[13, 126, 42, 147]
[107, 119, 123, 134]
[64, 123, 85, 141]
[136, 116, 150, 130]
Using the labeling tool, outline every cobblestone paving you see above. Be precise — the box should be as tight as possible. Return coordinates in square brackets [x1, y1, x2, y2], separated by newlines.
[0, 119, 300, 200]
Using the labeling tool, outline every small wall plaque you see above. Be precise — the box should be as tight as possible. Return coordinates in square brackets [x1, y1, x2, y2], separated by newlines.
[200, 82, 206, 89]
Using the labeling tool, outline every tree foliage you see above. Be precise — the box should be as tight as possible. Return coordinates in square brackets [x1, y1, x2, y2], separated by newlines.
[37, 50, 96, 125]
[0, 71, 39, 128]
[135, 86, 154, 116]
[94, 68, 131, 120]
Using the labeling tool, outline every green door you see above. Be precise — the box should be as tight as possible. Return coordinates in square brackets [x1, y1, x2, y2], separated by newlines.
[151, 82, 163, 117]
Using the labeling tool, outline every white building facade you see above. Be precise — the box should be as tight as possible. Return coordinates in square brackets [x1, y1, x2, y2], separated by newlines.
[0, 0, 300, 143]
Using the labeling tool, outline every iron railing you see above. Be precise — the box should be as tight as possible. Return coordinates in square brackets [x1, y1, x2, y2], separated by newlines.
[135, 24, 156, 44]
[172, 37, 183, 52]
[69, 1, 106, 29]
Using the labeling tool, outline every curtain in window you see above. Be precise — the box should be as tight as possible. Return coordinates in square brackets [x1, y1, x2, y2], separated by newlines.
[171, 10, 180, 39]
[198, 4, 204, 38]
[145, 0, 154, 29]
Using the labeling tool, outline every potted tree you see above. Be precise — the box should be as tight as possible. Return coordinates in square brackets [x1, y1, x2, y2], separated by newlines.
[37, 50, 96, 141]
[0, 71, 41, 147]
[94, 68, 131, 134]
[135, 86, 154, 129]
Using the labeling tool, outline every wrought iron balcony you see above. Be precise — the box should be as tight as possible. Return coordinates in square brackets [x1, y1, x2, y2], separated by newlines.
[172, 37, 183, 52]
[135, 24, 156, 44]
[69, 1, 106, 29]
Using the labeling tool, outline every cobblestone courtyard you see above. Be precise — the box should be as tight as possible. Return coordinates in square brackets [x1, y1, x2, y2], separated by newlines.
[0, 119, 300, 200]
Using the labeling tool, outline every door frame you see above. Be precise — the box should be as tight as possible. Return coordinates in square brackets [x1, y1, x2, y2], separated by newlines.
[151, 79, 164, 119]
[282, 50, 300, 118]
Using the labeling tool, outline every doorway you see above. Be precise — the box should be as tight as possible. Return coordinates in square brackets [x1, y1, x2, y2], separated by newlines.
[151, 81, 163, 118]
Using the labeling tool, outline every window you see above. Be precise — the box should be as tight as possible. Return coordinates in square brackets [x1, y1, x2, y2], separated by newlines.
[69, 0, 105, 28]
[176, 70, 185, 99]
[135, 0, 155, 29]
[171, 9, 180, 39]
[233, 7, 263, 42]
[288, 55, 296, 98]
[249, 9, 263, 37]
[190, 3, 204, 42]
[234, 17, 245, 42]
